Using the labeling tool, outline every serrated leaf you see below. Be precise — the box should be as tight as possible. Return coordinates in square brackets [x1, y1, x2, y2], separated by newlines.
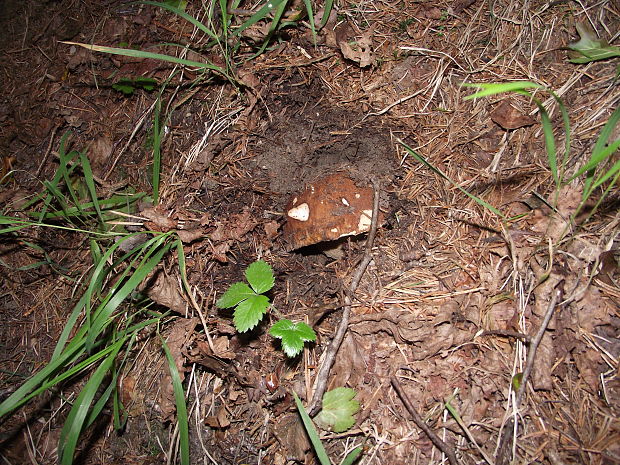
[233, 294, 269, 332]
[216, 282, 254, 309]
[269, 319, 316, 357]
[314, 387, 360, 433]
[270, 320, 315, 356]
[245, 260, 274, 294]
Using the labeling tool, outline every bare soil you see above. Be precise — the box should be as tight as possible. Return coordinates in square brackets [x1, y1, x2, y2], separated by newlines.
[1, 1, 619, 465]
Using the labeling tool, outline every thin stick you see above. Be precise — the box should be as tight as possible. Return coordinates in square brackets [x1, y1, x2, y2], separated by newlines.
[495, 289, 560, 465]
[307, 180, 380, 416]
[391, 376, 458, 465]
[36, 123, 61, 177]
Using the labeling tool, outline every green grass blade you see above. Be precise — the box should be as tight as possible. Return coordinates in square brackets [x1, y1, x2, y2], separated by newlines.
[140, 1, 218, 40]
[0, 342, 83, 417]
[302, 0, 316, 43]
[592, 158, 620, 190]
[293, 392, 331, 465]
[400, 141, 506, 218]
[51, 291, 90, 360]
[463, 81, 543, 100]
[30, 193, 146, 221]
[59, 149, 86, 221]
[85, 235, 172, 352]
[78, 151, 105, 230]
[0, 220, 32, 234]
[58, 339, 124, 465]
[232, 0, 288, 37]
[82, 234, 147, 337]
[62, 42, 230, 79]
[530, 97, 560, 187]
[321, 0, 334, 27]
[161, 335, 190, 465]
[340, 446, 363, 465]
[571, 105, 620, 179]
[152, 92, 162, 205]
[42, 180, 73, 221]
[37, 132, 76, 222]
[218, 0, 229, 36]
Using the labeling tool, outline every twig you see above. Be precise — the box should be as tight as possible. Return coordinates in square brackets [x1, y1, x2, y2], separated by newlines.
[36, 123, 61, 177]
[307, 180, 380, 416]
[391, 376, 458, 465]
[478, 329, 531, 343]
[495, 288, 561, 465]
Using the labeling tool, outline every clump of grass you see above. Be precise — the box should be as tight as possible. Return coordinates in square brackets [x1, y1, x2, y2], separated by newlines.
[65, 1, 335, 85]
[401, 81, 620, 230]
[462, 82, 620, 223]
[0, 135, 191, 465]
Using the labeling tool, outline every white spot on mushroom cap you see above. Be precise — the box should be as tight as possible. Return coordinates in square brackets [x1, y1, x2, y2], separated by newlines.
[341, 198, 350, 206]
[358, 209, 373, 231]
[287, 203, 310, 221]
[331, 228, 339, 233]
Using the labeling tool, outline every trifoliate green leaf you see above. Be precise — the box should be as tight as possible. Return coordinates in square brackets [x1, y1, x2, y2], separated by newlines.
[245, 260, 275, 294]
[314, 387, 360, 433]
[269, 319, 316, 357]
[216, 282, 254, 308]
[233, 294, 269, 332]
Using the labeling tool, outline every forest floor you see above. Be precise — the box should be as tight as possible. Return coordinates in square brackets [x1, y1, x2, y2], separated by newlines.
[0, 1, 619, 464]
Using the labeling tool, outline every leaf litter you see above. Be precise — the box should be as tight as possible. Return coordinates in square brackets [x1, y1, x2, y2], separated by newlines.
[0, 1, 619, 465]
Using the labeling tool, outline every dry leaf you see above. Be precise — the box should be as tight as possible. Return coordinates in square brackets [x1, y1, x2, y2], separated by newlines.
[146, 270, 186, 314]
[141, 206, 177, 231]
[273, 413, 311, 462]
[340, 32, 374, 68]
[490, 101, 536, 130]
[176, 227, 204, 243]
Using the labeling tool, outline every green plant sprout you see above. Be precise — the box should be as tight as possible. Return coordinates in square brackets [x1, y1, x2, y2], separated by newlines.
[294, 389, 363, 465]
[216, 260, 316, 357]
[112, 76, 158, 95]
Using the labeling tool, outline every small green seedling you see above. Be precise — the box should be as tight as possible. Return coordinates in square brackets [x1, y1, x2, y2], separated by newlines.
[112, 77, 158, 95]
[216, 260, 315, 357]
[294, 389, 363, 465]
[269, 319, 316, 358]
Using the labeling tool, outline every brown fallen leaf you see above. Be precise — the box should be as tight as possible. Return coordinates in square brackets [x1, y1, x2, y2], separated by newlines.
[340, 31, 375, 68]
[141, 206, 177, 231]
[205, 405, 230, 429]
[146, 270, 186, 314]
[175, 227, 204, 243]
[273, 413, 311, 462]
[490, 101, 536, 130]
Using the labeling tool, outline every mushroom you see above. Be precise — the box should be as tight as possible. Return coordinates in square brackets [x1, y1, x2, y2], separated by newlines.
[282, 172, 380, 251]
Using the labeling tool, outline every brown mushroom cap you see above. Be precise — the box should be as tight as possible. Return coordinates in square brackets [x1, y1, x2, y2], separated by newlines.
[282, 173, 380, 250]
